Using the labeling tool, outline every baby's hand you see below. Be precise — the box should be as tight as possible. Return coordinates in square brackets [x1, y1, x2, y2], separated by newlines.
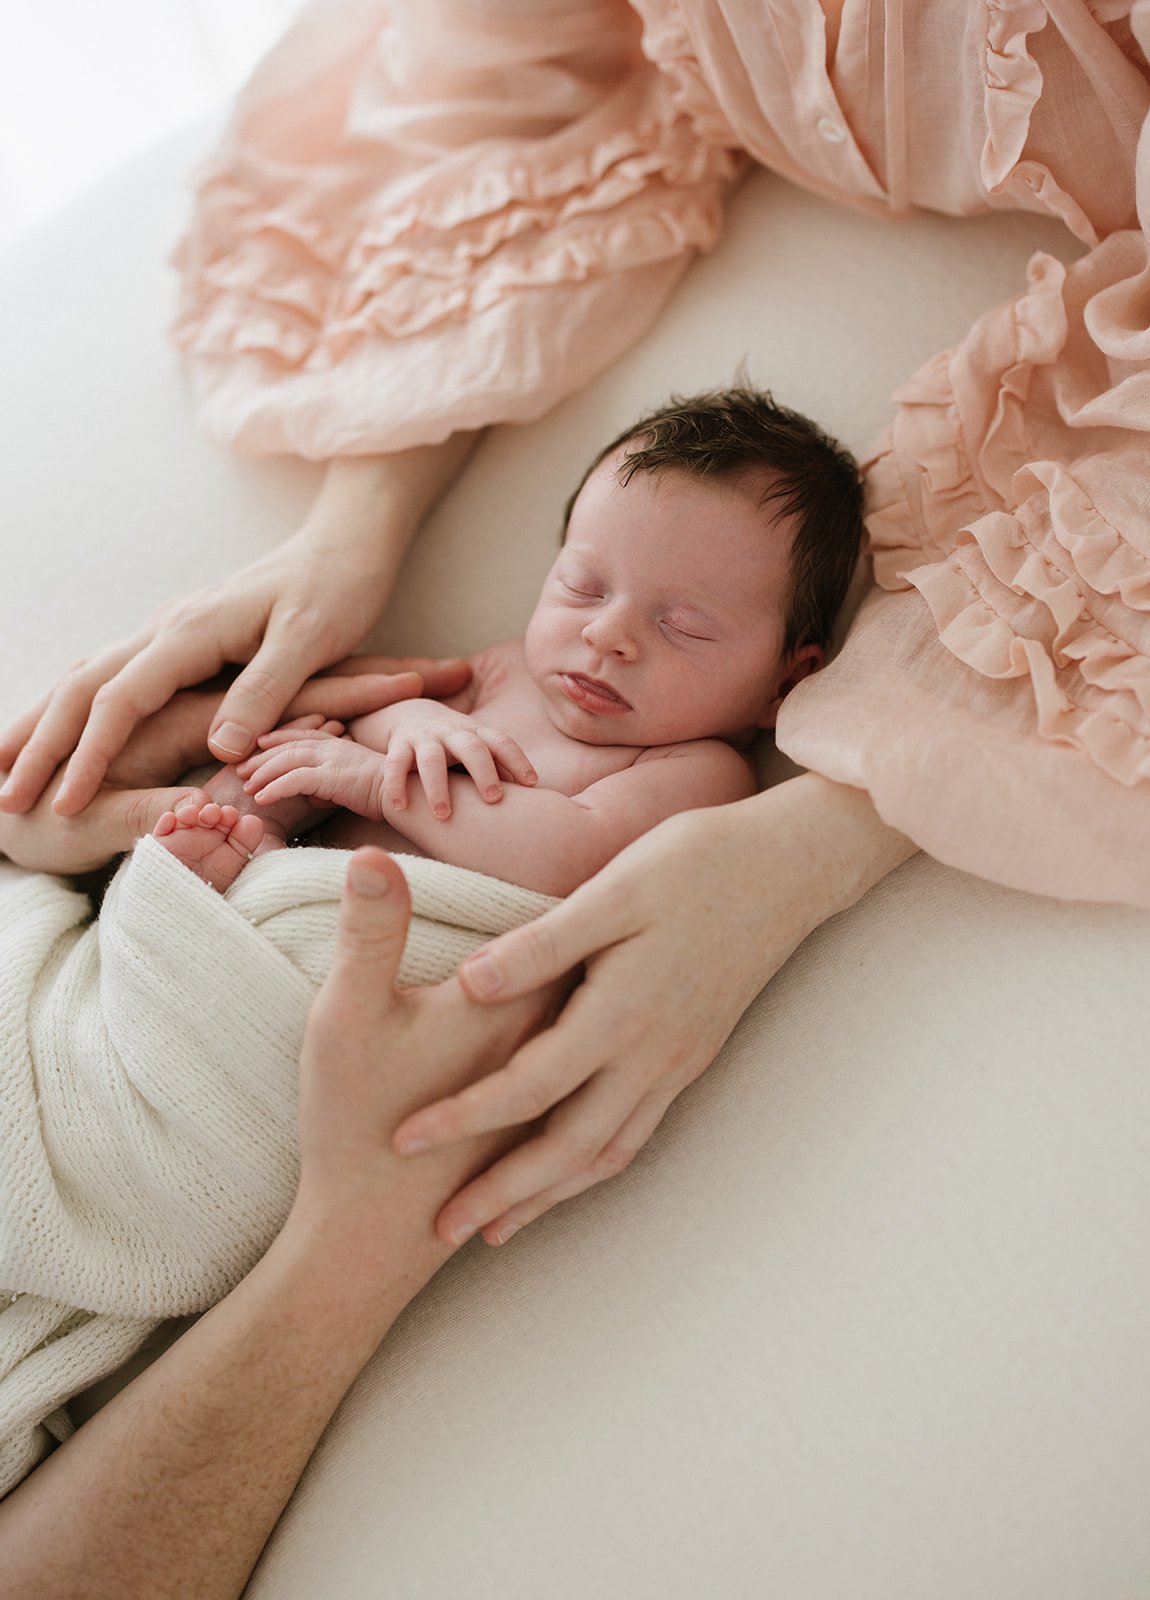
[380, 702, 537, 820]
[239, 735, 387, 817]
[251, 714, 347, 746]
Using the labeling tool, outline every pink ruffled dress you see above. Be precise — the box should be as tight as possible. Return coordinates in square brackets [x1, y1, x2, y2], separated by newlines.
[171, 0, 1150, 908]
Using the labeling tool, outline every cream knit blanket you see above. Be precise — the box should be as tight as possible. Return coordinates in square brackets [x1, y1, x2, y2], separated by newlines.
[0, 836, 555, 1496]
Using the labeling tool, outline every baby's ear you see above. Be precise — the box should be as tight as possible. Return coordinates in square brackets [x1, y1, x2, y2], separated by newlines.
[755, 642, 825, 730]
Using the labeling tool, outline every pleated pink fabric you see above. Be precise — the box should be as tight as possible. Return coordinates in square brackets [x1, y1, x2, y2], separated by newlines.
[171, 0, 1150, 907]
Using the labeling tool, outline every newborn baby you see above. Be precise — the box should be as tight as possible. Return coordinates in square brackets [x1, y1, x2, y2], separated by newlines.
[153, 386, 862, 897]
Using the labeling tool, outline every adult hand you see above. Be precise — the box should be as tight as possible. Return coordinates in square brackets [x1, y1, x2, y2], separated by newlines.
[292, 846, 563, 1257]
[0, 660, 469, 873]
[0, 772, 212, 876]
[388, 791, 827, 1247]
[390, 776, 915, 1249]
[99, 661, 472, 790]
[0, 518, 469, 817]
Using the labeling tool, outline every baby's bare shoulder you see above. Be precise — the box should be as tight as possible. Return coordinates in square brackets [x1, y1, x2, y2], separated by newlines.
[632, 739, 756, 800]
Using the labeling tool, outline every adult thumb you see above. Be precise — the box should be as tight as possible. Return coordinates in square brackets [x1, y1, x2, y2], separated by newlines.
[329, 847, 412, 1004]
[208, 641, 302, 761]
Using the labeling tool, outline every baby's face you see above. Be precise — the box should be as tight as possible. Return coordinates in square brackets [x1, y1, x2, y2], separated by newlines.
[524, 451, 804, 748]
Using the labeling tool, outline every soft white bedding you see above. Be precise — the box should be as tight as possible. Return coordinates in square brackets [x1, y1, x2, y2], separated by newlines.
[0, 837, 553, 1494]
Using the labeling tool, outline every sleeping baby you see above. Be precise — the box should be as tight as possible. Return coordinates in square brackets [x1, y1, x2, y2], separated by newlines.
[151, 386, 863, 897]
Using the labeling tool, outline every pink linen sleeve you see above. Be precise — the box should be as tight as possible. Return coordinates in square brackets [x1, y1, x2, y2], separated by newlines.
[169, 0, 742, 458]
[776, 7, 1150, 911]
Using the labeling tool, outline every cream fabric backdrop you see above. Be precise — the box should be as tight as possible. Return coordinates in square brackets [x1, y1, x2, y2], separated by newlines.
[2, 126, 1149, 1597]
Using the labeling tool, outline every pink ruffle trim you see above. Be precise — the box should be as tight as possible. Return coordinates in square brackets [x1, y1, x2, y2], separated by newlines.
[864, 253, 1150, 788]
[980, 0, 1100, 244]
[171, 71, 739, 374]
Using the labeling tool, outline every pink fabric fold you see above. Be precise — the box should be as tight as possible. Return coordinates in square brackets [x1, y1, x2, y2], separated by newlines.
[170, 0, 742, 454]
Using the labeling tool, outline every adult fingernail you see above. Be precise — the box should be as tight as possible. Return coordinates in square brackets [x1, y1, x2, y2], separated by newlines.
[462, 952, 503, 998]
[450, 1222, 477, 1246]
[494, 1224, 520, 1245]
[212, 722, 250, 757]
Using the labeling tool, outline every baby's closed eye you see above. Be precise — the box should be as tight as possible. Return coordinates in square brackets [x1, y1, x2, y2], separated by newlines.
[661, 614, 715, 641]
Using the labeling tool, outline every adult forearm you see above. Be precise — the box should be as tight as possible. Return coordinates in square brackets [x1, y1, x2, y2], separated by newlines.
[301, 435, 482, 605]
[385, 769, 918, 905]
[0, 1205, 450, 1600]
[742, 772, 919, 932]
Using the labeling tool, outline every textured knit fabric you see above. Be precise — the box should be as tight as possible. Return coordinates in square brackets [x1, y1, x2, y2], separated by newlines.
[170, 1, 1150, 907]
[0, 840, 554, 1496]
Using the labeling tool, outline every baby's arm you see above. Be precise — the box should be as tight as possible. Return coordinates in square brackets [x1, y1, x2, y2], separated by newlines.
[244, 738, 756, 896]
[258, 649, 536, 819]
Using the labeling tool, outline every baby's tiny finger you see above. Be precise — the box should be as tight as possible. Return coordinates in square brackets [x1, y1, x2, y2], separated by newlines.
[252, 771, 309, 806]
[487, 731, 538, 787]
[241, 745, 309, 791]
[449, 734, 501, 803]
[415, 742, 452, 820]
[383, 743, 413, 810]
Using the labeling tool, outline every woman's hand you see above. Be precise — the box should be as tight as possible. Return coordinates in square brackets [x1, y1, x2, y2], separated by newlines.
[0, 660, 470, 874]
[0, 508, 471, 818]
[390, 776, 916, 1248]
[0, 440, 481, 818]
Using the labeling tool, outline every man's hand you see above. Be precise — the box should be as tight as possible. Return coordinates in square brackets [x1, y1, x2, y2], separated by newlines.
[0, 772, 211, 875]
[294, 847, 563, 1245]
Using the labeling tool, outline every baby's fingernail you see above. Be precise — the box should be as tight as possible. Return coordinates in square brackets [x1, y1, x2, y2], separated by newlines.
[212, 722, 250, 757]
[462, 952, 504, 999]
[433, 803, 450, 820]
[449, 1222, 477, 1247]
[525, 770, 538, 785]
[0, 779, 14, 801]
[485, 785, 502, 801]
[493, 1224, 520, 1245]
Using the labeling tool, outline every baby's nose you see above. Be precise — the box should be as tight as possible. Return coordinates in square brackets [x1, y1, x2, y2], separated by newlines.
[582, 610, 639, 660]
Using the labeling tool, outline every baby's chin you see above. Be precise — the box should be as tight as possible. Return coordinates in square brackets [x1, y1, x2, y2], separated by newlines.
[543, 696, 647, 747]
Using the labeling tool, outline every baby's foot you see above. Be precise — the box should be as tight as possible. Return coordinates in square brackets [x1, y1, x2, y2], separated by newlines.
[152, 801, 268, 893]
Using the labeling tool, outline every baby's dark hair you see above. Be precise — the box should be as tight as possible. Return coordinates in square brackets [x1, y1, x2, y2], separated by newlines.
[562, 385, 864, 658]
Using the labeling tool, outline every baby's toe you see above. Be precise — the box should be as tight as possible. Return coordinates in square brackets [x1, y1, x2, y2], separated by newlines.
[230, 813, 266, 857]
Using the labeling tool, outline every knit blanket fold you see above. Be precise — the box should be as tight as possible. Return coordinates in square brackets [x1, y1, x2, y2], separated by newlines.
[0, 837, 555, 1496]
